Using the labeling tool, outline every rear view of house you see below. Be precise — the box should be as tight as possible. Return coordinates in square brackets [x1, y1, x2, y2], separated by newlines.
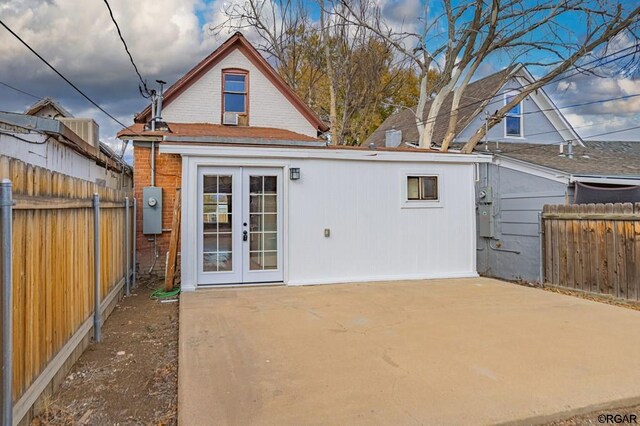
[119, 32, 486, 290]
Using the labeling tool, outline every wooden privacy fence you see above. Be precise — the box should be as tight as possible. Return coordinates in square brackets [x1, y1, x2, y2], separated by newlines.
[0, 155, 135, 425]
[543, 203, 640, 300]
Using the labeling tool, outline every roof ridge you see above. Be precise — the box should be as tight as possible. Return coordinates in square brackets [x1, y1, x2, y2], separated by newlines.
[133, 32, 328, 132]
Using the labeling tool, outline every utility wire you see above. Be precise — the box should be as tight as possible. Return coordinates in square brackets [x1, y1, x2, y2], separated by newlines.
[483, 122, 640, 156]
[101, 0, 153, 98]
[582, 124, 640, 140]
[0, 80, 42, 100]
[406, 46, 640, 129]
[0, 19, 146, 151]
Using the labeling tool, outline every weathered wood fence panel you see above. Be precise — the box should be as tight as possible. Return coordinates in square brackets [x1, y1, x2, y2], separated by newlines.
[0, 155, 133, 422]
[543, 203, 640, 300]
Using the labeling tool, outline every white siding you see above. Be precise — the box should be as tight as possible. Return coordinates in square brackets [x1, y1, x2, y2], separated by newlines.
[286, 159, 477, 285]
[175, 147, 479, 290]
[455, 79, 567, 145]
[162, 49, 318, 138]
[0, 132, 131, 189]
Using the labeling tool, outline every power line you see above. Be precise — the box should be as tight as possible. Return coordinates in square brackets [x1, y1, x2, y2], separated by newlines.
[514, 114, 639, 140]
[406, 45, 640, 129]
[0, 81, 42, 100]
[484, 122, 640, 156]
[101, 0, 153, 98]
[583, 124, 640, 139]
[0, 19, 140, 140]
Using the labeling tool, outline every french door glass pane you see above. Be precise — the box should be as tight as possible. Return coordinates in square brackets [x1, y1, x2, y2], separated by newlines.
[203, 175, 233, 272]
[248, 175, 278, 271]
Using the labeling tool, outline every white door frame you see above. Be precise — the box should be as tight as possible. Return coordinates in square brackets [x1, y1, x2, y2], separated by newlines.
[197, 167, 243, 285]
[241, 168, 284, 283]
[180, 155, 291, 291]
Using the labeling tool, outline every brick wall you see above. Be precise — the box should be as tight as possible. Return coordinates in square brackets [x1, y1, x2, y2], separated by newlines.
[133, 144, 182, 276]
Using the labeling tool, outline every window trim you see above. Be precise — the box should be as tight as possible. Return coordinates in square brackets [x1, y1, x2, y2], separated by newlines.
[401, 172, 443, 209]
[221, 68, 249, 123]
[504, 92, 524, 138]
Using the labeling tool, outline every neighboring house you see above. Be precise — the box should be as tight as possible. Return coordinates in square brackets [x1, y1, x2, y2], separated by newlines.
[476, 141, 640, 283]
[368, 65, 639, 284]
[117, 32, 487, 290]
[24, 96, 73, 119]
[367, 64, 580, 148]
[0, 111, 132, 190]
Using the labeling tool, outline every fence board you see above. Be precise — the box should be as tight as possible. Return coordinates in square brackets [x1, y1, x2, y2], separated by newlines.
[0, 155, 133, 409]
[543, 202, 640, 302]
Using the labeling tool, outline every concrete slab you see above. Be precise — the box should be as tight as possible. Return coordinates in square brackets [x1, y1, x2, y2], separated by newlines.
[178, 278, 640, 425]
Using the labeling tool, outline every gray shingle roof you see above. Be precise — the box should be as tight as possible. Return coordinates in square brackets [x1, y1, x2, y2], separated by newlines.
[365, 66, 517, 147]
[489, 141, 640, 177]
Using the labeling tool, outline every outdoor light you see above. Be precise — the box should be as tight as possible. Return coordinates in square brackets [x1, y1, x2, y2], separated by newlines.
[290, 168, 301, 180]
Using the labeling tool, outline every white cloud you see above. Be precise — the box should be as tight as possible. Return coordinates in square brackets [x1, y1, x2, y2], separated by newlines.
[0, 0, 224, 147]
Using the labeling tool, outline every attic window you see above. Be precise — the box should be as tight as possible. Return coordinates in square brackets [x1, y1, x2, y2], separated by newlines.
[222, 69, 248, 119]
[505, 93, 523, 137]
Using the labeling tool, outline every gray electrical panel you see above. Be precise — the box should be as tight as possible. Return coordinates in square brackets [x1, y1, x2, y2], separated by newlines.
[143, 186, 163, 235]
[478, 204, 494, 238]
[478, 186, 494, 238]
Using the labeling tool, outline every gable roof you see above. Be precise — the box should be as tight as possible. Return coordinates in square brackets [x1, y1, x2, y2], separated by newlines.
[24, 97, 73, 118]
[134, 32, 328, 132]
[366, 65, 582, 148]
[490, 141, 640, 178]
[366, 66, 517, 147]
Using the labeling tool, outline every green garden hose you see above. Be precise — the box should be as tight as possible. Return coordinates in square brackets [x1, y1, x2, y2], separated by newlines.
[150, 287, 181, 299]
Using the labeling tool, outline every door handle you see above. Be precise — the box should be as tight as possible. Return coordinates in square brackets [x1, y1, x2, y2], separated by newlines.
[243, 230, 248, 241]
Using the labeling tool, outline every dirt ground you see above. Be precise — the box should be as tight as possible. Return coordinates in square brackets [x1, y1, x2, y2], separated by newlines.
[32, 277, 179, 426]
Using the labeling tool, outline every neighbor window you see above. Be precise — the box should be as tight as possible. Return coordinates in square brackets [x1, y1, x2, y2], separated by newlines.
[407, 176, 438, 201]
[223, 71, 247, 114]
[505, 93, 522, 137]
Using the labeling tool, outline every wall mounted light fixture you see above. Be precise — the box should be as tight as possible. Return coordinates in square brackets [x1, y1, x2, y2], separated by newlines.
[290, 168, 301, 180]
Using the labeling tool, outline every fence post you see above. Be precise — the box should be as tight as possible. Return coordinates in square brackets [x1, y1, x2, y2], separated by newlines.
[132, 198, 137, 289]
[1, 180, 13, 426]
[125, 197, 130, 296]
[538, 211, 544, 285]
[93, 193, 102, 343]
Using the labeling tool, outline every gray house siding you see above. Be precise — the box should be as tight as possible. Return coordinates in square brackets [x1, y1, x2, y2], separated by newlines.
[456, 80, 565, 145]
[476, 164, 571, 282]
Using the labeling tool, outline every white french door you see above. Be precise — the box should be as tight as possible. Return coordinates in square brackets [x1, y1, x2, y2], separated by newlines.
[197, 167, 283, 285]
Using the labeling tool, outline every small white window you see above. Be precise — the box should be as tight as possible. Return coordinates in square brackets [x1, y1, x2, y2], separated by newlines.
[407, 176, 438, 201]
[505, 93, 523, 137]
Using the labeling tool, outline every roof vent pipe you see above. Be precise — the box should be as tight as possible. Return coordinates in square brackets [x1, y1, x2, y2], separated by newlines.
[150, 95, 156, 131]
[567, 141, 574, 159]
[155, 80, 166, 124]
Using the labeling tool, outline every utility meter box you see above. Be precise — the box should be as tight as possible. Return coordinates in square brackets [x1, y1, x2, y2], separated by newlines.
[478, 186, 493, 204]
[478, 204, 494, 238]
[143, 186, 162, 235]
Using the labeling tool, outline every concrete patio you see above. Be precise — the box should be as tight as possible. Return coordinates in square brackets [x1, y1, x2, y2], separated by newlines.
[178, 278, 640, 425]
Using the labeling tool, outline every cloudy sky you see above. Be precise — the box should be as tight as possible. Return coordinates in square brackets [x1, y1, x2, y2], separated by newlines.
[0, 0, 639, 163]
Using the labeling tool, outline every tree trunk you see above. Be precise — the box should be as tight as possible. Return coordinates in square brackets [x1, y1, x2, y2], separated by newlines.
[415, 72, 428, 147]
[321, 0, 339, 145]
[419, 80, 457, 149]
[439, 86, 463, 152]
[441, 62, 479, 151]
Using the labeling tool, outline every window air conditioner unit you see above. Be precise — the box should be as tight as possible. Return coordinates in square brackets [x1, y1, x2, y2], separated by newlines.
[223, 112, 239, 126]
